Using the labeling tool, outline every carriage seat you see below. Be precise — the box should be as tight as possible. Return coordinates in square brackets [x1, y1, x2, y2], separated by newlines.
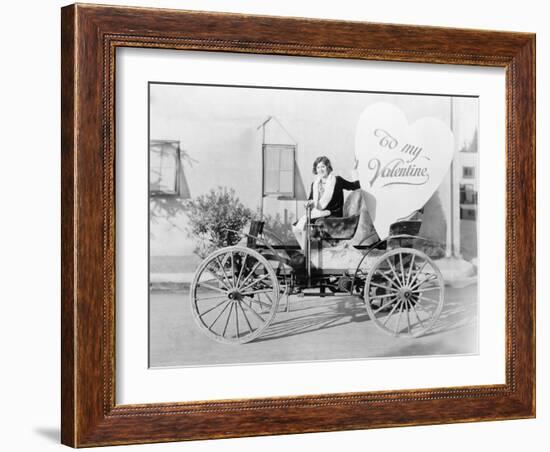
[312, 214, 360, 241]
[246, 220, 264, 248]
[389, 219, 422, 236]
[387, 219, 422, 249]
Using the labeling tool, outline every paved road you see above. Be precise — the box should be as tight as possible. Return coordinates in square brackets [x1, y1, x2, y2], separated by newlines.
[149, 284, 478, 368]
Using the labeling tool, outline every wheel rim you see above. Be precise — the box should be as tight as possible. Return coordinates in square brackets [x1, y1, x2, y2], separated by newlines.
[364, 248, 444, 337]
[190, 246, 279, 344]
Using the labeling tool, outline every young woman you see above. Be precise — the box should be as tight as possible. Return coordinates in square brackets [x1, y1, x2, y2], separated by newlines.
[292, 156, 360, 250]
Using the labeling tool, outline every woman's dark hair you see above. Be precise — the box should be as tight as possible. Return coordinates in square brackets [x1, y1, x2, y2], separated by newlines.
[312, 156, 333, 175]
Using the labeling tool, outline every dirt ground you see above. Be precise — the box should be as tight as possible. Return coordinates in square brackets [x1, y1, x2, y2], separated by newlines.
[149, 283, 478, 368]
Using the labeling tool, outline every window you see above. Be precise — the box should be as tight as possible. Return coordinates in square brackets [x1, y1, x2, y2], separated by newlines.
[150, 140, 181, 196]
[462, 166, 475, 178]
[263, 144, 295, 197]
[460, 183, 477, 205]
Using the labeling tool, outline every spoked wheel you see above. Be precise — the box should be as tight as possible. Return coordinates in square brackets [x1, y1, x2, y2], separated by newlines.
[364, 248, 444, 337]
[190, 246, 280, 344]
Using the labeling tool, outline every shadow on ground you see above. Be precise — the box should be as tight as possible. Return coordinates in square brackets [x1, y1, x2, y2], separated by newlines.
[255, 285, 477, 344]
[256, 297, 369, 342]
[424, 290, 478, 337]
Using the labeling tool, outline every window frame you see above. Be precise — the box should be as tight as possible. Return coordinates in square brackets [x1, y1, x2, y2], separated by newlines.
[149, 139, 182, 197]
[262, 143, 296, 198]
[462, 166, 475, 179]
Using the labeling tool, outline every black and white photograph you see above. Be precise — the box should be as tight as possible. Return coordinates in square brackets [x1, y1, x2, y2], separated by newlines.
[148, 83, 479, 368]
[2, 0, 544, 451]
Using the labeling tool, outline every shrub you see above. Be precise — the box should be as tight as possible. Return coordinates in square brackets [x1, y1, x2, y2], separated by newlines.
[185, 187, 254, 258]
[254, 210, 298, 246]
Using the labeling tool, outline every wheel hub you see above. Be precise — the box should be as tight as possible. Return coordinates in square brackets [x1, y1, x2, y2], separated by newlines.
[228, 290, 243, 301]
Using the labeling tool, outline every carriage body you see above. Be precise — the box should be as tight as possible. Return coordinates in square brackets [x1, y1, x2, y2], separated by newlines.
[190, 207, 445, 344]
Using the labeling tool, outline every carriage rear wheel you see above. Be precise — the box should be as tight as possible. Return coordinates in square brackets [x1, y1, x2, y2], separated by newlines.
[190, 246, 280, 344]
[364, 248, 444, 338]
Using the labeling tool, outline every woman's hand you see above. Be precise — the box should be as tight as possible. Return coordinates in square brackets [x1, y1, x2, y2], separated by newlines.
[304, 200, 314, 209]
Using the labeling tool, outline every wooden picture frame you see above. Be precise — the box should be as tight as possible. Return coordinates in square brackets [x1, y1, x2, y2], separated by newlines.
[61, 3, 535, 447]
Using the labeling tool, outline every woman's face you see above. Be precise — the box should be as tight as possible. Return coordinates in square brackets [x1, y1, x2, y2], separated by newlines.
[316, 162, 329, 178]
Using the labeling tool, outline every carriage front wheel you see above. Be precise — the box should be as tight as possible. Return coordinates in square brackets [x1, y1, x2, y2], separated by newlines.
[190, 246, 280, 344]
[364, 248, 444, 338]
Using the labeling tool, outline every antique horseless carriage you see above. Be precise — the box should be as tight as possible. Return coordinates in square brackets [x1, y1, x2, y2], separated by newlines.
[190, 204, 445, 344]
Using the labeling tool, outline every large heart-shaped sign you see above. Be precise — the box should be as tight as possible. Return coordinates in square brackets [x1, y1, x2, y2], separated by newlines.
[355, 102, 454, 237]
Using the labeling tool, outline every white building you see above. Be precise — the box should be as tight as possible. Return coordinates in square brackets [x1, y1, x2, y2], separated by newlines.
[149, 84, 478, 274]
